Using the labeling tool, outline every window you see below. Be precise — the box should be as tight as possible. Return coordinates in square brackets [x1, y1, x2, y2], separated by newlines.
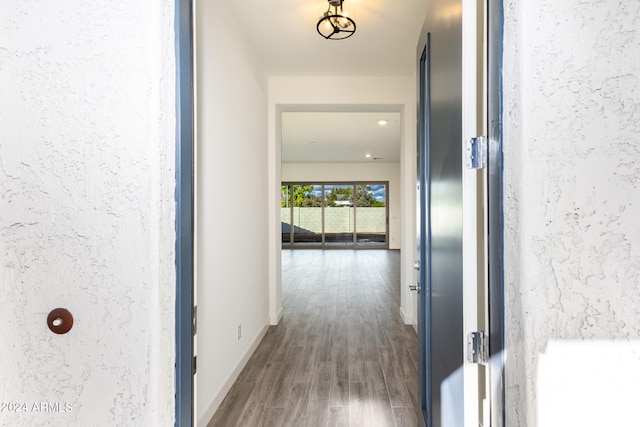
[281, 182, 388, 249]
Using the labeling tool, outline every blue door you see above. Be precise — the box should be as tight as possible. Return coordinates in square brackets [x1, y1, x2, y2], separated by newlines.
[416, 0, 465, 424]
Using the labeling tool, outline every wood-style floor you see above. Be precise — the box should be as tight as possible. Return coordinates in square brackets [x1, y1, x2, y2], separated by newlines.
[207, 249, 419, 427]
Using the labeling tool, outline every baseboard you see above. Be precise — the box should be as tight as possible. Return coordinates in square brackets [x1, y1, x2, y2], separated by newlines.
[399, 306, 413, 325]
[197, 323, 270, 427]
[270, 306, 283, 325]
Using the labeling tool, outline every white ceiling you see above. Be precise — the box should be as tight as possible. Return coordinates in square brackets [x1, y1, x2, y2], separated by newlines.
[281, 111, 402, 163]
[225, 0, 427, 163]
[226, 0, 427, 76]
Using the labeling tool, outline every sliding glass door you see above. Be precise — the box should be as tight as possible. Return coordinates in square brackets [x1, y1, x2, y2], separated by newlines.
[355, 184, 387, 247]
[291, 184, 323, 246]
[282, 182, 388, 249]
[281, 185, 292, 245]
[324, 184, 355, 247]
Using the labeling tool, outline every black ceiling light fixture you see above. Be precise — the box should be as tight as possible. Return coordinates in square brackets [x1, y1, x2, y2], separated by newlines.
[317, 0, 356, 40]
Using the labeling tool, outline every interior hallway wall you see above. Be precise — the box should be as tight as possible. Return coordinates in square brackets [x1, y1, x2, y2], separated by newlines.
[282, 162, 401, 249]
[503, 1, 640, 425]
[195, 0, 270, 424]
[0, 1, 176, 426]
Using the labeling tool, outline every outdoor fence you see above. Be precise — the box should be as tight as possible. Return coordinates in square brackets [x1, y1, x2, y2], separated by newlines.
[281, 207, 386, 233]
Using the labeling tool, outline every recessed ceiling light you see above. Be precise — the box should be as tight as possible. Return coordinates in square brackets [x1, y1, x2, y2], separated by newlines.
[377, 120, 388, 126]
[365, 153, 372, 158]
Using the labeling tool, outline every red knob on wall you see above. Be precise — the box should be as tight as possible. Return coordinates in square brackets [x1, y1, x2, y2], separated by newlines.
[47, 308, 74, 334]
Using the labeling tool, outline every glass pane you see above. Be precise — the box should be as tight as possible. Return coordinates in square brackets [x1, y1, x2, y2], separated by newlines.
[281, 185, 291, 246]
[324, 184, 355, 246]
[292, 184, 323, 246]
[355, 184, 387, 246]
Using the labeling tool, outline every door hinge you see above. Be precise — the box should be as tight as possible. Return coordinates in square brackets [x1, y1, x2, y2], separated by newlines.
[466, 331, 488, 364]
[466, 136, 487, 169]
[193, 356, 197, 375]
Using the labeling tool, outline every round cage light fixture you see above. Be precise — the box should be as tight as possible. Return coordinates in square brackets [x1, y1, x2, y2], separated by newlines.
[317, 0, 356, 40]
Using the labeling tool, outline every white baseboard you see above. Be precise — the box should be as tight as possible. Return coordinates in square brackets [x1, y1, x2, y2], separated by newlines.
[197, 323, 270, 427]
[399, 306, 413, 325]
[270, 306, 283, 325]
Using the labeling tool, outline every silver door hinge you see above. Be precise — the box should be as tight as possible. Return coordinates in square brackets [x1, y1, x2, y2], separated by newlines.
[466, 136, 487, 169]
[466, 331, 488, 364]
[193, 356, 197, 375]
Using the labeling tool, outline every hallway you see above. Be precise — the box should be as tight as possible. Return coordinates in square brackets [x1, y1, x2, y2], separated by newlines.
[207, 250, 419, 427]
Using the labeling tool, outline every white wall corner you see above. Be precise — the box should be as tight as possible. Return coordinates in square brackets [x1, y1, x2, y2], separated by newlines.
[268, 103, 283, 325]
[270, 306, 284, 325]
[400, 306, 414, 325]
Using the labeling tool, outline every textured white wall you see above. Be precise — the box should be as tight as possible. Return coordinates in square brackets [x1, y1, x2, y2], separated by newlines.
[282, 162, 402, 249]
[503, 1, 640, 425]
[195, 0, 270, 424]
[0, 1, 176, 426]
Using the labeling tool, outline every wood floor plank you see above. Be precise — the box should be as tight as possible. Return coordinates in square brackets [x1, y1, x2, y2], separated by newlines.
[372, 314, 393, 347]
[268, 326, 296, 363]
[294, 333, 321, 383]
[379, 347, 412, 408]
[393, 407, 418, 427]
[258, 407, 286, 427]
[349, 381, 373, 427]
[348, 321, 366, 382]
[305, 362, 333, 427]
[282, 382, 311, 427]
[206, 380, 255, 427]
[405, 381, 419, 410]
[389, 332, 418, 382]
[329, 346, 349, 407]
[328, 406, 349, 427]
[267, 346, 305, 408]
[316, 322, 334, 363]
[365, 361, 396, 427]
[334, 313, 348, 347]
[363, 325, 380, 362]
[235, 361, 285, 426]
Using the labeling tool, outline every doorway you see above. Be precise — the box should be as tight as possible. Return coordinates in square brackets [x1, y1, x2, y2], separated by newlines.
[181, 0, 504, 425]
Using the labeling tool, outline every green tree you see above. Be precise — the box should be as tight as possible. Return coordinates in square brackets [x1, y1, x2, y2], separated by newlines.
[325, 186, 353, 206]
[354, 185, 378, 207]
[324, 185, 385, 207]
[283, 184, 385, 207]
[293, 185, 322, 207]
[281, 185, 290, 207]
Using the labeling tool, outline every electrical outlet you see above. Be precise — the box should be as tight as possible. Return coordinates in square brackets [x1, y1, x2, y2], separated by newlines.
[237, 325, 241, 340]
